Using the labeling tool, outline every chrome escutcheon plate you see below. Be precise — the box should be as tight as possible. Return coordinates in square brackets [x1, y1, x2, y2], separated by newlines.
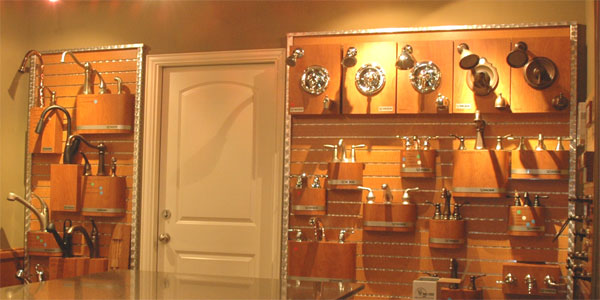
[300, 65, 330, 95]
[355, 63, 386, 96]
[409, 61, 441, 94]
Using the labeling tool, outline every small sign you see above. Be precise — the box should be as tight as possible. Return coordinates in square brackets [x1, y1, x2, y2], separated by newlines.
[290, 107, 304, 113]
[378, 106, 394, 112]
[455, 103, 472, 110]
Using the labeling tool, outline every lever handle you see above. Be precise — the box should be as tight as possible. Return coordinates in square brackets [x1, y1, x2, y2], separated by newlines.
[544, 275, 565, 288]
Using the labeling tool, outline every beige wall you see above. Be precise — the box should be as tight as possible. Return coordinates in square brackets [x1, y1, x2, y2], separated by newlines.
[0, 0, 594, 249]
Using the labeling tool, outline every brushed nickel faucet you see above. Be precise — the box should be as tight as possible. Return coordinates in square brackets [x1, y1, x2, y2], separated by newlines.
[7, 192, 48, 232]
[474, 110, 486, 150]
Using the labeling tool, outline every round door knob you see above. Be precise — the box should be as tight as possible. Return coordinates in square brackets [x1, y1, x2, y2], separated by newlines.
[158, 233, 171, 243]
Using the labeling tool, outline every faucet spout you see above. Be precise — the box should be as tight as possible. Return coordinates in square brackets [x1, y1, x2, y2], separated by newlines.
[65, 135, 107, 175]
[7, 193, 47, 232]
[64, 225, 95, 258]
[35, 104, 72, 144]
[19, 50, 44, 73]
[61, 51, 93, 94]
[474, 110, 486, 150]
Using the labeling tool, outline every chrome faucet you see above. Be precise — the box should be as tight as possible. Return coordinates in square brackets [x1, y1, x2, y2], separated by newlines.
[65, 134, 107, 175]
[7, 192, 48, 232]
[35, 264, 45, 282]
[473, 110, 486, 150]
[61, 51, 93, 94]
[309, 217, 325, 242]
[358, 186, 375, 204]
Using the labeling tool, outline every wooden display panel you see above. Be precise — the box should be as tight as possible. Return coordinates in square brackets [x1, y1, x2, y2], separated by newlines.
[288, 44, 342, 115]
[428, 219, 465, 248]
[287, 25, 576, 300]
[75, 94, 134, 134]
[510, 37, 571, 113]
[342, 42, 396, 114]
[25, 47, 139, 278]
[453, 38, 511, 114]
[50, 164, 84, 212]
[28, 107, 63, 154]
[507, 206, 545, 237]
[327, 162, 364, 190]
[396, 40, 454, 113]
[81, 175, 127, 217]
[452, 150, 510, 198]
[511, 150, 569, 180]
[288, 241, 356, 281]
[400, 149, 436, 178]
[363, 203, 416, 232]
[502, 263, 565, 297]
[27, 231, 63, 257]
[290, 186, 327, 215]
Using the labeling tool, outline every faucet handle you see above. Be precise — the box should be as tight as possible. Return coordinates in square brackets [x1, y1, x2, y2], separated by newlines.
[451, 135, 466, 150]
[311, 176, 321, 188]
[544, 275, 566, 288]
[524, 274, 536, 295]
[350, 144, 366, 162]
[338, 228, 355, 244]
[35, 264, 45, 282]
[496, 273, 516, 285]
[535, 133, 547, 151]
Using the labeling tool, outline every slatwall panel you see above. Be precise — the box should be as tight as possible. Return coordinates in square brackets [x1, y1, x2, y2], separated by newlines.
[25, 47, 141, 271]
[288, 114, 571, 299]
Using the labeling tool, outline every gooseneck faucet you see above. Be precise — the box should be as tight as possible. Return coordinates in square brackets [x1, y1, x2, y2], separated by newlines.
[309, 217, 326, 242]
[474, 110, 486, 150]
[64, 225, 95, 258]
[65, 134, 107, 175]
[61, 51, 93, 95]
[7, 192, 48, 232]
[35, 104, 72, 156]
[93, 69, 107, 94]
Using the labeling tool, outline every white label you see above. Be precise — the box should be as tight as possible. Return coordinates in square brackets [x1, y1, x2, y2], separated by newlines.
[455, 103, 472, 110]
[378, 106, 394, 112]
[290, 107, 304, 113]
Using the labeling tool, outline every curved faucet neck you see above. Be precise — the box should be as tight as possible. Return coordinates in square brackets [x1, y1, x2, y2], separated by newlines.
[7, 193, 47, 232]
[35, 105, 72, 138]
[65, 226, 95, 258]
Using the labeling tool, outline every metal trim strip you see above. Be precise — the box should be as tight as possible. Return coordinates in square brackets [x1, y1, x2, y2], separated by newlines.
[428, 238, 465, 244]
[452, 187, 506, 193]
[363, 221, 414, 228]
[507, 225, 546, 232]
[81, 208, 126, 213]
[76, 125, 132, 130]
[292, 205, 326, 211]
[28, 248, 62, 253]
[511, 168, 568, 175]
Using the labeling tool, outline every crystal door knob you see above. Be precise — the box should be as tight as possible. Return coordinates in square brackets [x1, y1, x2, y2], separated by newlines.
[159, 233, 171, 243]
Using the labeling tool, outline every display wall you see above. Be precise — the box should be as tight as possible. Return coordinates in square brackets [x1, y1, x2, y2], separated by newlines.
[0, 0, 594, 258]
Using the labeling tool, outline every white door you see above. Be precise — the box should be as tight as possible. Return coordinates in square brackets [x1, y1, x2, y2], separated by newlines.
[144, 50, 284, 279]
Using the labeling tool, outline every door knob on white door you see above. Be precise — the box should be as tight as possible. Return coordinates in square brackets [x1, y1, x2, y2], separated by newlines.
[159, 233, 171, 243]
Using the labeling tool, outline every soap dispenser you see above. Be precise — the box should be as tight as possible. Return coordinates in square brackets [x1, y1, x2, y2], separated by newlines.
[363, 184, 419, 232]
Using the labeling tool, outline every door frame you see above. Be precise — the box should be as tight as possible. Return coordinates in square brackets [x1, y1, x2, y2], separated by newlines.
[140, 49, 286, 275]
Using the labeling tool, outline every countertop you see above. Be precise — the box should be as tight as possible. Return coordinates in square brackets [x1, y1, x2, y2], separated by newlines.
[0, 270, 364, 299]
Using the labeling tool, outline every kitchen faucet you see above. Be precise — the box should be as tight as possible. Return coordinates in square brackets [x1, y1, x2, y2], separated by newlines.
[6, 192, 48, 232]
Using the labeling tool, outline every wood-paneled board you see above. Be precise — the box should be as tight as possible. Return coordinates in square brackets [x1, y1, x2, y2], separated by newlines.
[286, 25, 580, 300]
[24, 46, 142, 281]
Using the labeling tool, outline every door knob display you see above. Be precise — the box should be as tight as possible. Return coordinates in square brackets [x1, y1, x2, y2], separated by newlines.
[159, 233, 171, 243]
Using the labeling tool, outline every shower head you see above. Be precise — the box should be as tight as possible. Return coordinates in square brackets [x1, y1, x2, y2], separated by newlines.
[457, 43, 479, 70]
[506, 41, 528, 68]
[396, 45, 416, 70]
[19, 50, 43, 73]
[286, 48, 304, 67]
[342, 47, 358, 68]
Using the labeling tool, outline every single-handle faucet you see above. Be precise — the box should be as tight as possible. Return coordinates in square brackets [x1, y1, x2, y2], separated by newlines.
[64, 225, 95, 258]
[474, 110, 486, 150]
[61, 51, 93, 94]
[309, 217, 325, 242]
[65, 134, 107, 175]
[41, 86, 57, 106]
[35, 103, 73, 155]
[524, 274, 536, 295]
[7, 192, 48, 232]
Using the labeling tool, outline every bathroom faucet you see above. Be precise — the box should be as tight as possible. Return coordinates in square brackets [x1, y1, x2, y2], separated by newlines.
[61, 51, 93, 94]
[473, 110, 486, 150]
[309, 217, 326, 242]
[64, 225, 95, 258]
[93, 69, 107, 94]
[7, 192, 48, 232]
[65, 134, 107, 175]
[15, 268, 31, 284]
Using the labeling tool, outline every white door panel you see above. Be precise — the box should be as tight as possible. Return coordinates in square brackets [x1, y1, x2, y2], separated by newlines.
[157, 61, 281, 278]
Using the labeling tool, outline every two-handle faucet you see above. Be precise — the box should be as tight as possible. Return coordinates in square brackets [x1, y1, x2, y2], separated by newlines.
[309, 217, 326, 242]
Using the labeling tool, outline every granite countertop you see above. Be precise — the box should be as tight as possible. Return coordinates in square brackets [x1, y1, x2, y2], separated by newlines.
[0, 270, 364, 299]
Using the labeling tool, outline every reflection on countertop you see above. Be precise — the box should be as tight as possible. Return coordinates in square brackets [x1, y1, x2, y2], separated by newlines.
[0, 270, 364, 299]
